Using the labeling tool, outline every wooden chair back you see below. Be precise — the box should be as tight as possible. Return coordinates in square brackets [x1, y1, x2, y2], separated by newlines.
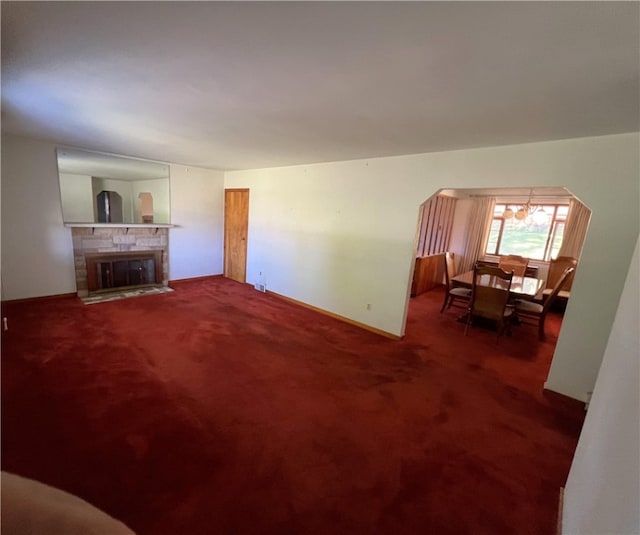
[498, 255, 529, 277]
[441, 252, 472, 313]
[516, 267, 575, 340]
[546, 256, 577, 291]
[543, 267, 575, 314]
[444, 252, 457, 290]
[469, 265, 514, 322]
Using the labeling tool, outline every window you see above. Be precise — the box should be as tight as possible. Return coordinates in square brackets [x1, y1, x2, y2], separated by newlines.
[485, 204, 569, 261]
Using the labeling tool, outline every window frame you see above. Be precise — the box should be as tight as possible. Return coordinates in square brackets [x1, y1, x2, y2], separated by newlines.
[485, 203, 569, 262]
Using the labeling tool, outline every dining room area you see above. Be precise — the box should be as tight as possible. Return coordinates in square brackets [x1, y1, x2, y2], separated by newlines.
[445, 253, 576, 341]
[408, 186, 590, 371]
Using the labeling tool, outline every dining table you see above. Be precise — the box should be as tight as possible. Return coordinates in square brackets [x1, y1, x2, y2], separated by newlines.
[451, 270, 545, 299]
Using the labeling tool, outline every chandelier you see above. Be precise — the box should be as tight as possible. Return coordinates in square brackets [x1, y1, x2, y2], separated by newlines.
[502, 190, 549, 225]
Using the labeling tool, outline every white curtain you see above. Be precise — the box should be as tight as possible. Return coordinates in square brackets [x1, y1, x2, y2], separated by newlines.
[460, 197, 495, 273]
[558, 198, 591, 260]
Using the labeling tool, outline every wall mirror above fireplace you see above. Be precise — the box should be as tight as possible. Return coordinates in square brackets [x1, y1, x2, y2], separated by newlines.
[57, 147, 171, 224]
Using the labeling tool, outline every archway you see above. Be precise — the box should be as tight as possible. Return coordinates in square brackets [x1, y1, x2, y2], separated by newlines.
[403, 186, 591, 385]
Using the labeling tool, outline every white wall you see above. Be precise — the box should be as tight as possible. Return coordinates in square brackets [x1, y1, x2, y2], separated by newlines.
[169, 164, 224, 280]
[58, 173, 93, 222]
[1, 136, 77, 299]
[227, 161, 415, 332]
[225, 132, 639, 401]
[562, 237, 639, 535]
[131, 178, 170, 224]
[1, 134, 225, 298]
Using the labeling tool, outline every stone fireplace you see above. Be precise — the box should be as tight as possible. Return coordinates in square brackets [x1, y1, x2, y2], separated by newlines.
[70, 226, 169, 297]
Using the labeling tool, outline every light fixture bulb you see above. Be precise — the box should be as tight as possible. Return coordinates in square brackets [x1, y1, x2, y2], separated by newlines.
[515, 208, 527, 220]
[503, 208, 514, 219]
[532, 208, 549, 226]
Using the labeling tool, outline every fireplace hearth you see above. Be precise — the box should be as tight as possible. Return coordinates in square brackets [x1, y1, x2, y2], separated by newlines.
[69, 226, 170, 298]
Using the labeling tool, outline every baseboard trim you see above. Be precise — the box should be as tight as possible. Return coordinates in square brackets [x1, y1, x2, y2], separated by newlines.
[265, 290, 402, 340]
[557, 487, 564, 535]
[1, 292, 77, 304]
[169, 274, 223, 286]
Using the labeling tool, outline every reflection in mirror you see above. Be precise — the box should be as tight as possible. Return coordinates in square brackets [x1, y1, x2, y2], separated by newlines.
[57, 148, 171, 224]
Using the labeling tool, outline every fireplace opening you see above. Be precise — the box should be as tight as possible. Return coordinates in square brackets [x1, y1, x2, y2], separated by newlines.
[86, 251, 163, 294]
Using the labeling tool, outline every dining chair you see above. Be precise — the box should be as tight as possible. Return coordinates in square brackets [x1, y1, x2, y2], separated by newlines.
[498, 255, 529, 277]
[542, 256, 577, 300]
[513, 267, 575, 341]
[440, 252, 472, 313]
[464, 264, 514, 341]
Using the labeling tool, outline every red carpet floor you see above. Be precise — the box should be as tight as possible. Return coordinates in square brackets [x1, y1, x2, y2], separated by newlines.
[1, 279, 584, 534]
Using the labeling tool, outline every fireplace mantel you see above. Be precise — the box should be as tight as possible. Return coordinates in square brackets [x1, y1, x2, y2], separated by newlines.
[65, 223, 175, 229]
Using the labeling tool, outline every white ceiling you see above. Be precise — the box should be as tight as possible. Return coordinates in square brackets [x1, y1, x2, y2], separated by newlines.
[2, 2, 638, 171]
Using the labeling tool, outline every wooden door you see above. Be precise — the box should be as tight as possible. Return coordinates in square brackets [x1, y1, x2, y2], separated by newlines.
[224, 188, 249, 283]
